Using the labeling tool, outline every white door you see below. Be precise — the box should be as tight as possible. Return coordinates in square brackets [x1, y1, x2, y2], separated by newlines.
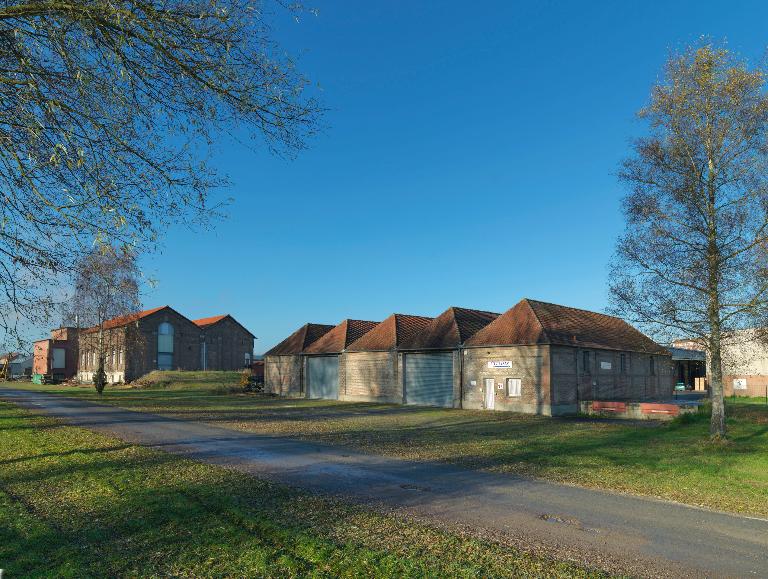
[484, 378, 495, 410]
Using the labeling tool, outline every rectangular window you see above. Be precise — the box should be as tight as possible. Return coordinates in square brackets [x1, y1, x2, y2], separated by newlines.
[506, 378, 522, 397]
[118, 349, 123, 366]
[52, 348, 66, 369]
[650, 356, 655, 376]
[620, 353, 627, 374]
[582, 351, 590, 374]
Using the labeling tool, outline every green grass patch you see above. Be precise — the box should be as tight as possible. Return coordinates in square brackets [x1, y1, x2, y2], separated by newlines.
[131, 370, 243, 389]
[0, 401, 600, 577]
[13, 380, 768, 517]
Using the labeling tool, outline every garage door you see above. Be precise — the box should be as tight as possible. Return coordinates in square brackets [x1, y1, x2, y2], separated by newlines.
[404, 352, 454, 407]
[307, 356, 339, 400]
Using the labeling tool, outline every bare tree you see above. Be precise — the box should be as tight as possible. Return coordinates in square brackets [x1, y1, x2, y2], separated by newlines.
[610, 43, 768, 438]
[0, 0, 322, 339]
[63, 246, 141, 393]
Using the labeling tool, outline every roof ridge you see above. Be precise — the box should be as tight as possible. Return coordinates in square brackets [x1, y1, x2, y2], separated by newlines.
[341, 319, 352, 346]
[524, 298, 622, 321]
[450, 305, 502, 316]
[521, 299, 550, 342]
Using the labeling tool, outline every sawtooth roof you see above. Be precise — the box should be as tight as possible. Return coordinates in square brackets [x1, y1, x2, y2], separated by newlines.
[346, 314, 433, 352]
[264, 323, 335, 356]
[465, 299, 668, 354]
[401, 307, 500, 349]
[304, 319, 380, 354]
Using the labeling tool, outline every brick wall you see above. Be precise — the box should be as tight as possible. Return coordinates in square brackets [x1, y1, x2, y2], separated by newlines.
[342, 351, 401, 403]
[265, 354, 303, 396]
[202, 317, 254, 371]
[462, 345, 673, 416]
[723, 374, 768, 397]
[462, 345, 555, 414]
[129, 309, 201, 380]
[558, 346, 673, 402]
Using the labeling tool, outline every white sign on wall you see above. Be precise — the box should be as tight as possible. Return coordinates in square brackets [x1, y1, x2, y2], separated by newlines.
[488, 360, 512, 369]
[600, 361, 612, 370]
[733, 378, 748, 390]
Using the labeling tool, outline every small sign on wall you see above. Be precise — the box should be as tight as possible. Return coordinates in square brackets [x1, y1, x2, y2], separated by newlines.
[488, 360, 512, 369]
[600, 361, 612, 370]
[733, 378, 748, 390]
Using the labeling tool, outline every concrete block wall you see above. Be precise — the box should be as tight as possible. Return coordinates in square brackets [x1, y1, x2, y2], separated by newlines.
[265, 355, 303, 396]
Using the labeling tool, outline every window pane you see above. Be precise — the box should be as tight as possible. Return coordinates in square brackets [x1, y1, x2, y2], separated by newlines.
[157, 353, 173, 370]
[52, 348, 66, 369]
[506, 378, 521, 397]
[158, 322, 174, 335]
[158, 334, 173, 353]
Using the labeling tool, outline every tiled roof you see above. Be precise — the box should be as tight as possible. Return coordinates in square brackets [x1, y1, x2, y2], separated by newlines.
[192, 314, 228, 328]
[81, 306, 168, 334]
[305, 319, 380, 354]
[465, 299, 668, 354]
[401, 307, 500, 349]
[192, 314, 256, 338]
[346, 314, 433, 352]
[264, 323, 335, 356]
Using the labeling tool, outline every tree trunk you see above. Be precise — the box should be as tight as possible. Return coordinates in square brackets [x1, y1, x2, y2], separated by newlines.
[705, 157, 726, 438]
[95, 325, 106, 395]
[708, 332, 726, 438]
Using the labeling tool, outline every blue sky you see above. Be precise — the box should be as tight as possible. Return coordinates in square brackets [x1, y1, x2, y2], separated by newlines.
[140, 1, 768, 353]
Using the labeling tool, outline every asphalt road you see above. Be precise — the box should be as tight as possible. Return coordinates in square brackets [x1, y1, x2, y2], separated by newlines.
[2, 387, 767, 578]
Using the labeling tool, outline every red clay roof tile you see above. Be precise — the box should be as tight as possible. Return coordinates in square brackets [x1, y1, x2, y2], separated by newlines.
[465, 299, 668, 354]
[304, 319, 380, 354]
[346, 314, 433, 352]
[264, 323, 335, 356]
[192, 314, 228, 328]
[401, 307, 500, 349]
[81, 306, 169, 334]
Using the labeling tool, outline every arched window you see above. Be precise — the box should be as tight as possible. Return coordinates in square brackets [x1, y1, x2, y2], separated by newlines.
[157, 322, 174, 370]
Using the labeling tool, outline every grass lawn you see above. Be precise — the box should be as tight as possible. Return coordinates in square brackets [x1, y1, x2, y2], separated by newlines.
[0, 401, 601, 577]
[10, 372, 768, 517]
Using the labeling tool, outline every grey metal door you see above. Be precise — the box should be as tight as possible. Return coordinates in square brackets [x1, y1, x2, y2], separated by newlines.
[405, 352, 454, 407]
[307, 356, 339, 399]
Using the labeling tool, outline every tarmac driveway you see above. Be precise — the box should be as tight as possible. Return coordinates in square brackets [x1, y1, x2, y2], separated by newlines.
[2, 386, 767, 577]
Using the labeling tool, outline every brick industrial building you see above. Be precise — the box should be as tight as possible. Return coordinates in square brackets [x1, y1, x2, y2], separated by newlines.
[36, 306, 256, 384]
[33, 327, 80, 381]
[264, 299, 674, 415]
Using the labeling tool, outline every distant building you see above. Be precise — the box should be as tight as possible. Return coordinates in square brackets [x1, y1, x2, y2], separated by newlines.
[77, 306, 255, 384]
[1, 352, 33, 378]
[668, 347, 707, 391]
[33, 327, 80, 381]
[718, 329, 768, 397]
